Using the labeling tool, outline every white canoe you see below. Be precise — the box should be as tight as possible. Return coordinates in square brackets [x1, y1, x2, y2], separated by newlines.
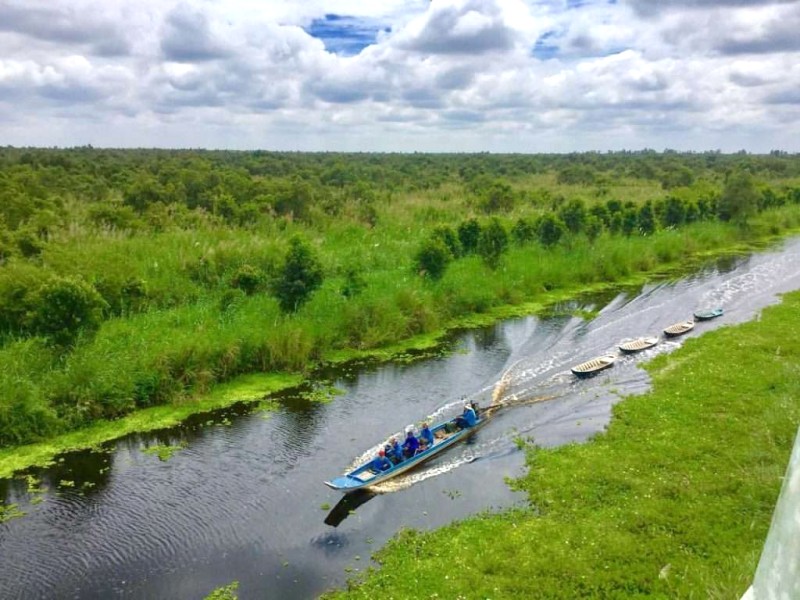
[663, 320, 694, 337]
[571, 354, 617, 377]
[619, 336, 659, 353]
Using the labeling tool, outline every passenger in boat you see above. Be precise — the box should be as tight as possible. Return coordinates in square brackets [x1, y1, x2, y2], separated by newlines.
[385, 437, 403, 464]
[418, 437, 429, 452]
[370, 449, 392, 472]
[419, 423, 434, 449]
[402, 428, 420, 458]
[455, 404, 477, 429]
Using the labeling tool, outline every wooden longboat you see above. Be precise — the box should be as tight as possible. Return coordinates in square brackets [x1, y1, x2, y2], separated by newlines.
[324, 414, 486, 493]
[571, 354, 617, 377]
[663, 320, 695, 337]
[619, 336, 659, 353]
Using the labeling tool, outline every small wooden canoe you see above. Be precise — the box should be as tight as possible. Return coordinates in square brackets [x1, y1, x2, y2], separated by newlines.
[571, 354, 616, 377]
[663, 320, 694, 337]
[693, 308, 723, 321]
[619, 336, 659, 353]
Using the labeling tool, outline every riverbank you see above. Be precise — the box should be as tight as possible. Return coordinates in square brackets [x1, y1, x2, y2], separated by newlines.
[328, 288, 800, 598]
[2, 224, 799, 480]
[0, 372, 300, 478]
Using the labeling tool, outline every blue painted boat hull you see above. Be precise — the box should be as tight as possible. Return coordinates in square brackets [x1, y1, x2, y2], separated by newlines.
[324, 417, 485, 493]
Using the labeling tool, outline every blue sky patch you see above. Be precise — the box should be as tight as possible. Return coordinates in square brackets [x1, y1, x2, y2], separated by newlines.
[305, 14, 387, 56]
[533, 30, 560, 60]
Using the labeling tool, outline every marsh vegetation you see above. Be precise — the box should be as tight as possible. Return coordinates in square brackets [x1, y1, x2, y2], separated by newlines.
[1, 148, 799, 458]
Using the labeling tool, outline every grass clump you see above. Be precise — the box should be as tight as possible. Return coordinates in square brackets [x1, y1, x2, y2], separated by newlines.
[329, 290, 800, 599]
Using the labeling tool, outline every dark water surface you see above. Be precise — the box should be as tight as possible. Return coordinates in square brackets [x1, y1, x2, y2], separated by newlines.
[4, 238, 800, 599]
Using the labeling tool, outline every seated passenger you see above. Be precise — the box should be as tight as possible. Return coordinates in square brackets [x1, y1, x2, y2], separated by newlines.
[402, 428, 420, 458]
[418, 436, 430, 453]
[419, 423, 435, 449]
[385, 437, 403, 464]
[370, 449, 392, 472]
[455, 404, 478, 429]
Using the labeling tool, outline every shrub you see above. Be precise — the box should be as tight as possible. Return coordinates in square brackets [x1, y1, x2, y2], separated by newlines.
[512, 218, 536, 245]
[414, 238, 452, 280]
[537, 214, 566, 248]
[230, 264, 264, 295]
[478, 218, 509, 269]
[432, 225, 462, 258]
[27, 277, 108, 346]
[457, 218, 481, 254]
[559, 198, 586, 234]
[273, 237, 324, 312]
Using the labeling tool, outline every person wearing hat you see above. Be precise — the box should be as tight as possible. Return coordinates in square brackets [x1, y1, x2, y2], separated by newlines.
[402, 428, 420, 458]
[370, 449, 392, 472]
[455, 403, 477, 429]
[384, 437, 403, 464]
[419, 422, 435, 449]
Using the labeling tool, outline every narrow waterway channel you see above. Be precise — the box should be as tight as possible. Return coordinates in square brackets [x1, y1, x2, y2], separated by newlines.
[3, 238, 800, 599]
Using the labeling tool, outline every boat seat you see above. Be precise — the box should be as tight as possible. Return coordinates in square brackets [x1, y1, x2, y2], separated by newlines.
[352, 470, 377, 482]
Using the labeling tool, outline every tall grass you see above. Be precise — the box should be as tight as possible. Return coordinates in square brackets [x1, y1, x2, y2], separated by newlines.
[3, 190, 800, 450]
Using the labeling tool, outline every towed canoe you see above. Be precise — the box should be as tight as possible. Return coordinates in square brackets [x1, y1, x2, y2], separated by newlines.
[325, 411, 486, 493]
[619, 336, 659, 353]
[693, 308, 724, 321]
[571, 354, 616, 377]
[663, 320, 694, 337]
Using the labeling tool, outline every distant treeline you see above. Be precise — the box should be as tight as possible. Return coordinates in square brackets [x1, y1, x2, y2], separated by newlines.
[1, 147, 799, 448]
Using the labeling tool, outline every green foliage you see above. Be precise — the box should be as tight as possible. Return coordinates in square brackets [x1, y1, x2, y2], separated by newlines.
[480, 180, 515, 213]
[457, 218, 481, 254]
[273, 237, 324, 312]
[637, 201, 656, 235]
[584, 215, 603, 243]
[511, 217, 536, 245]
[477, 218, 509, 269]
[28, 277, 108, 346]
[0, 148, 799, 453]
[341, 267, 367, 298]
[204, 581, 239, 600]
[414, 237, 452, 280]
[622, 207, 638, 236]
[230, 264, 264, 295]
[558, 198, 586, 234]
[537, 213, 566, 248]
[431, 225, 462, 258]
[659, 196, 687, 228]
[718, 169, 759, 226]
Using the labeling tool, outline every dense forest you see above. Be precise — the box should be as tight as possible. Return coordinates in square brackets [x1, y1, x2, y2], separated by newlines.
[1, 147, 800, 449]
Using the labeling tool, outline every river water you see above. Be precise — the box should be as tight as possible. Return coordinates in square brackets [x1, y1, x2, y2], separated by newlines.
[3, 237, 800, 599]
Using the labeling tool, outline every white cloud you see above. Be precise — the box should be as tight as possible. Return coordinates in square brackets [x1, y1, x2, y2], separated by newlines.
[0, 0, 797, 151]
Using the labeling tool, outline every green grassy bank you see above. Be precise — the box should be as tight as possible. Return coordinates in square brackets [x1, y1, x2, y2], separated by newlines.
[0, 372, 300, 478]
[329, 289, 800, 598]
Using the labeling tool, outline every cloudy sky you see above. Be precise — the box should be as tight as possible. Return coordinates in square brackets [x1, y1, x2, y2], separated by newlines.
[1, 0, 798, 152]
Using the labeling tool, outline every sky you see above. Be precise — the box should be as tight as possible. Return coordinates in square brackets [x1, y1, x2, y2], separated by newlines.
[0, 0, 798, 153]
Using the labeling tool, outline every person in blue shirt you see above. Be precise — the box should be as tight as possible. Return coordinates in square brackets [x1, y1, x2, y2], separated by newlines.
[370, 449, 392, 472]
[384, 437, 403, 464]
[455, 404, 478, 429]
[419, 423, 435, 449]
[402, 429, 420, 458]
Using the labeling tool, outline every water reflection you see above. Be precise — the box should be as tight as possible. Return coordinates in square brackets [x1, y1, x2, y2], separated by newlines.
[324, 490, 377, 528]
